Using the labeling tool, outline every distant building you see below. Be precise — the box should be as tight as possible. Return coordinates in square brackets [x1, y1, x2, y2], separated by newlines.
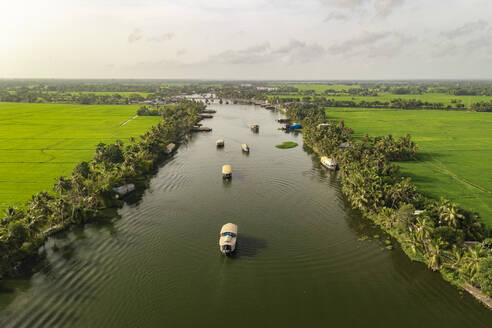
[256, 87, 278, 91]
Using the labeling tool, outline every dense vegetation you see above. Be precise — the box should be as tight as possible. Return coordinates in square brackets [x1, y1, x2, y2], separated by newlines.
[0, 79, 218, 105]
[0, 100, 204, 279]
[261, 81, 492, 111]
[287, 103, 492, 299]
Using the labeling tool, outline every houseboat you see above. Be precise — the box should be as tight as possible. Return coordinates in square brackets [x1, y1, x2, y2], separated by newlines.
[222, 165, 232, 179]
[216, 139, 225, 147]
[320, 156, 339, 170]
[219, 223, 238, 255]
[241, 143, 250, 152]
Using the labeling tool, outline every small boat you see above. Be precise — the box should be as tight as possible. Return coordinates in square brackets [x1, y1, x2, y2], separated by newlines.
[320, 156, 338, 170]
[219, 223, 238, 255]
[222, 164, 232, 179]
[191, 126, 212, 132]
[165, 143, 176, 154]
[241, 144, 250, 152]
[112, 184, 135, 198]
[251, 124, 259, 132]
[288, 123, 302, 130]
[216, 139, 224, 147]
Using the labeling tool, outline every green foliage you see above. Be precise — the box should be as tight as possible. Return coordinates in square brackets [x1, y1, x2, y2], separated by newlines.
[275, 142, 298, 149]
[474, 258, 492, 296]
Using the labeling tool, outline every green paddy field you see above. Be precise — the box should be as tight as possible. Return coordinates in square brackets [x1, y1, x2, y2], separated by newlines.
[0, 103, 160, 210]
[325, 108, 492, 226]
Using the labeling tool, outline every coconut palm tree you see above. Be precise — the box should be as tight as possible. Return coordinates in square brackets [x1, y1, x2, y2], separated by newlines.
[438, 199, 464, 228]
[463, 244, 488, 279]
[427, 238, 446, 271]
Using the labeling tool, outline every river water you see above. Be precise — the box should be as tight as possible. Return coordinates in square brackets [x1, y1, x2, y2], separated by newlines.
[1, 104, 491, 327]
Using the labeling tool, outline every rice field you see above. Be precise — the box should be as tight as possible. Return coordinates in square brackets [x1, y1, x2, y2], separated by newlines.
[325, 108, 492, 226]
[0, 103, 161, 210]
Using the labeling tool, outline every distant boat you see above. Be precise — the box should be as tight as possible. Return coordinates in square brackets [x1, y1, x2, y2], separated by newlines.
[216, 139, 224, 147]
[222, 164, 232, 179]
[219, 223, 238, 255]
[251, 124, 259, 132]
[320, 156, 338, 170]
[241, 143, 250, 152]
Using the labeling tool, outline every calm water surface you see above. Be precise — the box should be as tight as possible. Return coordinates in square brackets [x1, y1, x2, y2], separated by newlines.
[1, 104, 492, 327]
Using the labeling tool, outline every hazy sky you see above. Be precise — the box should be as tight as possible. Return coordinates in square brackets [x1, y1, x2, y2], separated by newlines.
[2, 0, 492, 79]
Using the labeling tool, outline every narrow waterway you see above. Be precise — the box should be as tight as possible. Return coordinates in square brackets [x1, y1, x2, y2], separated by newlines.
[1, 104, 491, 327]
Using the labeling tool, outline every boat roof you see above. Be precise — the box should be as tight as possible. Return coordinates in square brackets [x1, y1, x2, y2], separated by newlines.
[220, 223, 237, 234]
[242, 143, 248, 147]
[217, 139, 224, 142]
[321, 156, 336, 163]
[222, 164, 232, 174]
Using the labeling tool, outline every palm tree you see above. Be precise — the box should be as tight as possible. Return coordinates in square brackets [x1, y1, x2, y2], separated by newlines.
[449, 245, 464, 272]
[413, 216, 433, 252]
[463, 245, 488, 279]
[438, 199, 464, 228]
[427, 238, 446, 271]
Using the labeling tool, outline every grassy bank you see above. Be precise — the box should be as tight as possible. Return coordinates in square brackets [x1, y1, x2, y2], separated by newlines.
[0, 103, 161, 210]
[325, 108, 492, 226]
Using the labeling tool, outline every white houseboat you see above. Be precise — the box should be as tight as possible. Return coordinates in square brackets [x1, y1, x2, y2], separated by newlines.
[219, 223, 238, 255]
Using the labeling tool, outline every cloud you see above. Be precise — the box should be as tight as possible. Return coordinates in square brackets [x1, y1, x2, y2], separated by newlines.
[128, 29, 174, 43]
[328, 31, 387, 55]
[323, 11, 348, 22]
[147, 32, 175, 42]
[205, 40, 326, 65]
[128, 28, 143, 43]
[328, 31, 413, 57]
[374, 0, 404, 17]
[434, 21, 492, 58]
[441, 20, 488, 40]
[319, 0, 405, 17]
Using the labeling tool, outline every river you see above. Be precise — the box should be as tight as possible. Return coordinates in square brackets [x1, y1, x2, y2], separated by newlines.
[1, 104, 491, 327]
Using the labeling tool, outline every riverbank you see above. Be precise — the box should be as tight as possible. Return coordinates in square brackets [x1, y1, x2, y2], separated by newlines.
[0, 100, 205, 279]
[284, 103, 492, 310]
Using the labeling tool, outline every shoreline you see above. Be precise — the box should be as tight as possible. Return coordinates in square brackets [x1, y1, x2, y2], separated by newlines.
[276, 103, 492, 310]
